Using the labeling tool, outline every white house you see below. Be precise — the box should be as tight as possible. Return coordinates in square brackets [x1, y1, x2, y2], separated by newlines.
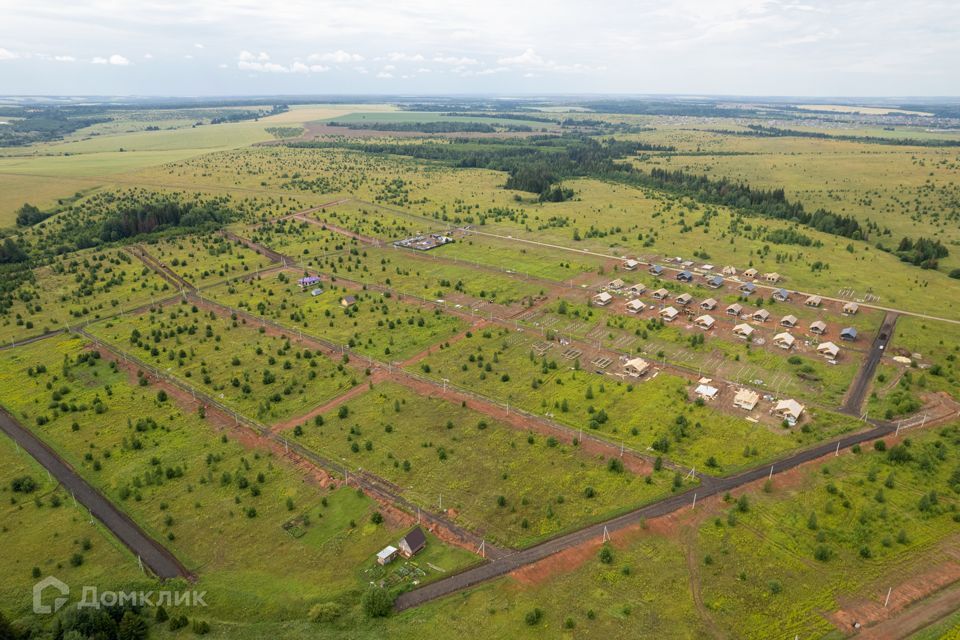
[695, 314, 716, 330]
[734, 388, 760, 411]
[810, 320, 827, 335]
[676, 293, 693, 306]
[700, 298, 718, 310]
[817, 341, 840, 359]
[624, 357, 650, 377]
[773, 332, 796, 350]
[660, 306, 679, 322]
[593, 291, 613, 306]
[726, 303, 743, 316]
[774, 399, 805, 424]
[780, 314, 798, 328]
[377, 545, 399, 565]
[752, 309, 771, 322]
[623, 259, 639, 271]
[626, 299, 646, 313]
[733, 323, 755, 339]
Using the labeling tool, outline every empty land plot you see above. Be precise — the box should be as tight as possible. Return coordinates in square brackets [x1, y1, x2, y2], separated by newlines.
[696, 424, 960, 640]
[429, 233, 610, 282]
[295, 381, 679, 546]
[240, 217, 352, 261]
[407, 328, 860, 473]
[886, 316, 960, 401]
[0, 335, 476, 623]
[86, 303, 357, 423]
[0, 247, 172, 343]
[308, 200, 428, 240]
[207, 271, 467, 361]
[0, 430, 142, 617]
[142, 233, 276, 288]
[343, 246, 545, 306]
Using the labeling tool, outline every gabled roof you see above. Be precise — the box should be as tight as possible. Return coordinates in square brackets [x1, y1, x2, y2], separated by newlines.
[843, 302, 860, 314]
[695, 384, 719, 399]
[780, 314, 798, 327]
[594, 291, 613, 303]
[660, 306, 679, 319]
[774, 288, 790, 299]
[626, 299, 646, 311]
[608, 278, 625, 289]
[840, 327, 858, 340]
[734, 388, 760, 410]
[401, 526, 427, 553]
[739, 282, 756, 293]
[817, 341, 839, 357]
[775, 399, 805, 420]
[624, 357, 649, 374]
[695, 314, 715, 329]
[700, 298, 718, 310]
[707, 275, 724, 287]
[652, 288, 670, 299]
[649, 265, 664, 275]
[805, 295, 822, 306]
[677, 270, 693, 280]
[810, 320, 827, 333]
[773, 332, 795, 348]
[733, 323, 754, 337]
[753, 309, 770, 320]
[676, 293, 693, 305]
[726, 303, 743, 315]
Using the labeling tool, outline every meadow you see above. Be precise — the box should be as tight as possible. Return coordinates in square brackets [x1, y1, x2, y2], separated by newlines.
[142, 233, 276, 288]
[85, 302, 357, 423]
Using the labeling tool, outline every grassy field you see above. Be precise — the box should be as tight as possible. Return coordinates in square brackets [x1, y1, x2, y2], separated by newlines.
[406, 327, 861, 473]
[0, 246, 173, 343]
[294, 381, 687, 546]
[142, 233, 276, 288]
[0, 335, 477, 627]
[206, 270, 467, 361]
[85, 302, 357, 423]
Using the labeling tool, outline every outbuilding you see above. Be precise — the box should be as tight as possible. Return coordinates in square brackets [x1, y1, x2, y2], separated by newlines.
[695, 384, 719, 400]
[398, 527, 427, 558]
[377, 546, 399, 565]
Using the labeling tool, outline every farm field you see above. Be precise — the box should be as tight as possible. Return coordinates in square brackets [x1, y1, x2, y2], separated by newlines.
[294, 381, 686, 546]
[206, 269, 468, 361]
[406, 327, 862, 473]
[0, 335, 477, 626]
[85, 302, 357, 423]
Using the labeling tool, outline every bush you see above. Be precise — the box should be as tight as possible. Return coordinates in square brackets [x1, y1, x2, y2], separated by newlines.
[309, 601, 344, 623]
[524, 608, 543, 625]
[361, 587, 394, 618]
[169, 614, 189, 631]
[599, 545, 614, 564]
[11, 476, 37, 493]
[192, 619, 211, 635]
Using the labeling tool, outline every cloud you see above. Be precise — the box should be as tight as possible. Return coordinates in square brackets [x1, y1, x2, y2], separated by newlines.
[143, 53, 153, 59]
[497, 48, 593, 73]
[432, 55, 479, 65]
[385, 51, 425, 62]
[194, 43, 204, 49]
[91, 54, 131, 65]
[498, 48, 544, 66]
[238, 50, 271, 62]
[0, 48, 20, 60]
[309, 50, 363, 63]
[376, 71, 394, 78]
[237, 51, 329, 73]
[54, 55, 76, 62]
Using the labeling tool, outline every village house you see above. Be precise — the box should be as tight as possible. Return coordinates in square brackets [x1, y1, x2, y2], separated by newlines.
[626, 299, 646, 313]
[649, 265, 664, 276]
[805, 295, 822, 307]
[695, 383, 719, 400]
[840, 327, 858, 341]
[734, 388, 760, 411]
[298, 275, 322, 289]
[774, 399, 805, 424]
[398, 527, 427, 558]
[722, 265, 737, 276]
[726, 303, 743, 316]
[677, 270, 694, 283]
[623, 258, 639, 271]
[780, 314, 798, 328]
[817, 341, 840, 359]
[764, 272, 782, 283]
[773, 288, 790, 302]
[809, 320, 827, 335]
[773, 332, 796, 350]
[660, 306, 680, 322]
[739, 282, 756, 295]
[752, 308, 771, 322]
[743, 268, 758, 279]
[607, 278, 625, 290]
[843, 302, 859, 315]
[593, 291, 613, 306]
[676, 293, 693, 306]
[623, 357, 650, 377]
[695, 314, 716, 330]
[707, 275, 724, 288]
[652, 288, 670, 300]
[700, 298, 718, 311]
[733, 323, 755, 339]
[340, 295, 357, 307]
[627, 283, 646, 297]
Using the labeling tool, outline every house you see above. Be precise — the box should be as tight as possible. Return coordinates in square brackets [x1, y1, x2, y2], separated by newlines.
[773, 332, 796, 350]
[298, 275, 322, 288]
[733, 323, 755, 339]
[660, 306, 679, 322]
[695, 383, 719, 400]
[726, 303, 743, 316]
[608, 278, 625, 290]
[752, 309, 771, 322]
[625, 299, 646, 313]
[701, 264, 714, 271]
[817, 341, 840, 359]
[677, 270, 694, 283]
[843, 302, 860, 315]
[340, 295, 357, 307]
[707, 275, 724, 288]
[623, 259, 639, 271]
[593, 291, 613, 306]
[780, 314, 798, 328]
[734, 388, 760, 411]
[738, 282, 756, 295]
[376, 545, 399, 565]
[627, 283, 646, 297]
[764, 272, 782, 283]
[676, 293, 693, 306]
[649, 265, 664, 276]
[774, 399, 805, 424]
[310, 288, 324, 297]
[743, 268, 758, 279]
[840, 327, 858, 341]
[773, 288, 790, 302]
[695, 314, 716, 330]
[652, 288, 670, 300]
[700, 298, 718, 311]
[623, 357, 650, 377]
[805, 295, 822, 307]
[398, 526, 427, 558]
[722, 265, 737, 276]
[809, 320, 827, 335]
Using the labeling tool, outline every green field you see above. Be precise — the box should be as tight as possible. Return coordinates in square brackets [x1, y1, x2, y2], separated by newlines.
[143, 233, 276, 288]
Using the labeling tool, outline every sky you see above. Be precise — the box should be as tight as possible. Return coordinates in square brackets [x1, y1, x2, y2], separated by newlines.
[0, 0, 958, 97]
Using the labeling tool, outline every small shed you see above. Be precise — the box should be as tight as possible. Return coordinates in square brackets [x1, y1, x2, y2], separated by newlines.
[398, 527, 427, 558]
[695, 384, 719, 400]
[340, 295, 357, 307]
[310, 288, 324, 297]
[377, 545, 399, 565]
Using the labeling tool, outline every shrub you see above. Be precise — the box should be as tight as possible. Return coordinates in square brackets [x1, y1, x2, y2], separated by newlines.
[361, 587, 394, 618]
[524, 608, 543, 626]
[309, 602, 343, 623]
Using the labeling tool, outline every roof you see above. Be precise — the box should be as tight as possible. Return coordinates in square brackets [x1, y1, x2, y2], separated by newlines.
[341, 295, 357, 304]
[708, 275, 724, 286]
[298, 276, 322, 286]
[695, 384, 719, 399]
[817, 341, 839, 356]
[805, 295, 822, 306]
[701, 298, 717, 309]
[810, 320, 827, 332]
[401, 526, 427, 552]
[377, 545, 398, 560]
[734, 388, 760, 409]
[677, 270, 693, 280]
[676, 293, 693, 304]
[840, 327, 858, 339]
[624, 357, 649, 373]
[744, 268, 758, 276]
[739, 283, 756, 293]
[653, 288, 670, 298]
[594, 291, 613, 303]
[660, 306, 679, 318]
[628, 283, 646, 292]
[753, 309, 770, 320]
[775, 399, 805, 419]
[726, 303, 743, 314]
[781, 314, 798, 326]
[624, 259, 639, 267]
[626, 299, 646, 310]
[843, 302, 860, 313]
[608, 279, 625, 288]
[733, 323, 754, 336]
[649, 265, 664, 274]
[695, 314, 715, 328]
[774, 332, 796, 347]
[774, 288, 789, 299]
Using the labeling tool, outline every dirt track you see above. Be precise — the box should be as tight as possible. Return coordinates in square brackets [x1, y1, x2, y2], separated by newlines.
[0, 407, 191, 580]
